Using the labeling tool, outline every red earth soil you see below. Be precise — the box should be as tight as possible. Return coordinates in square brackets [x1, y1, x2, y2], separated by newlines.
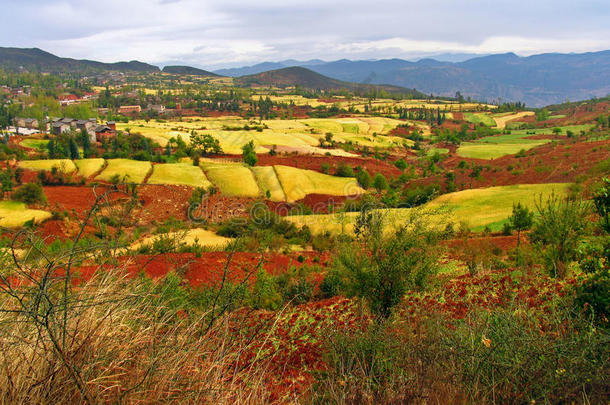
[411, 138, 610, 191]
[256, 154, 403, 179]
[73, 251, 331, 287]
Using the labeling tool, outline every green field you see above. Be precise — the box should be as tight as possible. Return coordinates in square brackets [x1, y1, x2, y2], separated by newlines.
[20, 139, 49, 150]
[464, 113, 497, 127]
[457, 125, 594, 159]
[74, 158, 106, 178]
[148, 163, 212, 188]
[95, 159, 152, 183]
[18, 159, 77, 173]
[285, 183, 570, 234]
[0, 201, 52, 228]
[131, 228, 231, 252]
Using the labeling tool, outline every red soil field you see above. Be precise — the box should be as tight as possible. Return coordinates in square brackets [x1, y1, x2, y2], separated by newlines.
[73, 251, 331, 287]
[256, 154, 403, 179]
[413, 138, 610, 190]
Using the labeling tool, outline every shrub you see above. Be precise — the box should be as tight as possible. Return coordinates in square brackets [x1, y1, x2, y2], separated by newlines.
[12, 182, 46, 205]
[372, 173, 388, 191]
[574, 269, 610, 327]
[335, 163, 354, 177]
[355, 169, 372, 189]
[394, 159, 407, 170]
[530, 194, 591, 277]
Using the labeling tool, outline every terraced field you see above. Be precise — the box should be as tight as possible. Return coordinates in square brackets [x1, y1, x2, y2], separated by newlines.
[118, 116, 413, 154]
[74, 158, 105, 178]
[148, 163, 212, 188]
[18, 159, 77, 173]
[131, 228, 232, 251]
[95, 159, 152, 183]
[17, 157, 365, 202]
[285, 183, 570, 234]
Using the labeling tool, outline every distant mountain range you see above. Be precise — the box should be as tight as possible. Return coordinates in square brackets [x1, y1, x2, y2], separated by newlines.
[216, 51, 610, 107]
[236, 66, 424, 97]
[0, 47, 160, 73]
[1, 47, 609, 107]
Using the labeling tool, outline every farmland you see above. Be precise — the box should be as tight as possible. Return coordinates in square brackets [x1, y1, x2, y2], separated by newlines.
[456, 124, 595, 159]
[0, 200, 51, 227]
[284, 183, 570, 234]
[1, 62, 609, 404]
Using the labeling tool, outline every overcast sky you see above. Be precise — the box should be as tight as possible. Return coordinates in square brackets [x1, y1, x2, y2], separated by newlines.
[2, 0, 609, 69]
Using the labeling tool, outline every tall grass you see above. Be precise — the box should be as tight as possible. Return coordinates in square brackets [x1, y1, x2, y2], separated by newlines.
[0, 270, 274, 403]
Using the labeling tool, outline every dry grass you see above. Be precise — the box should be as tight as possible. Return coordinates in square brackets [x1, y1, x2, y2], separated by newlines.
[0, 270, 274, 404]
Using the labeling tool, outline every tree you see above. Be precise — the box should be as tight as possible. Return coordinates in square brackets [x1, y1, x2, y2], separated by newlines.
[69, 138, 80, 160]
[356, 169, 372, 189]
[530, 194, 591, 278]
[334, 208, 443, 319]
[373, 173, 388, 192]
[509, 202, 534, 264]
[189, 133, 222, 156]
[241, 140, 257, 166]
[12, 182, 47, 205]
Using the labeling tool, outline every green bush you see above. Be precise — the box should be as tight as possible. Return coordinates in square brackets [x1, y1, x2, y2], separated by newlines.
[11, 182, 46, 205]
[575, 269, 610, 327]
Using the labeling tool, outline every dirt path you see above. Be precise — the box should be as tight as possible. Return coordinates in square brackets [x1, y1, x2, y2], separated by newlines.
[493, 111, 535, 129]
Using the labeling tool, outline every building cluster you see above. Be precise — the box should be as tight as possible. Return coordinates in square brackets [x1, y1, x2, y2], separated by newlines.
[50, 118, 116, 141]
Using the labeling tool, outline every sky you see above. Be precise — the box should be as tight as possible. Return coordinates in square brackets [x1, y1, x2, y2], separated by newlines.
[2, 0, 609, 70]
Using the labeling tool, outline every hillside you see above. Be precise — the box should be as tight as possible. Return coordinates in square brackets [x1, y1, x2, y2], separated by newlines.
[237, 66, 425, 97]
[162, 65, 220, 77]
[0, 47, 160, 73]
[221, 51, 610, 106]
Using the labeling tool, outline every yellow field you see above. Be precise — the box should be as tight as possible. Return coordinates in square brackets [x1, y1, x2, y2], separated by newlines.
[95, 159, 152, 183]
[252, 166, 286, 202]
[0, 201, 52, 228]
[74, 158, 106, 178]
[199, 160, 261, 197]
[18, 159, 77, 173]
[147, 163, 212, 188]
[131, 228, 232, 251]
[285, 183, 569, 234]
[275, 165, 364, 202]
[116, 116, 411, 154]
[493, 111, 535, 129]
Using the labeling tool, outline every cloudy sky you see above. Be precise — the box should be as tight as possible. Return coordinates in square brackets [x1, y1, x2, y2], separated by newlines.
[2, 0, 609, 69]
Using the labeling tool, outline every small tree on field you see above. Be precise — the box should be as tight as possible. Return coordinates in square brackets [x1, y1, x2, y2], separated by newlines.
[373, 173, 388, 192]
[530, 193, 590, 278]
[509, 202, 534, 264]
[190, 133, 222, 156]
[241, 141, 257, 166]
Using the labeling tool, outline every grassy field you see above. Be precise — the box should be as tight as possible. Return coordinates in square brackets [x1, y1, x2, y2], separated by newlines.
[285, 183, 570, 234]
[131, 228, 232, 251]
[148, 163, 212, 188]
[456, 125, 594, 159]
[464, 113, 497, 127]
[199, 160, 261, 197]
[0, 201, 52, 228]
[18, 159, 77, 173]
[252, 166, 286, 202]
[275, 165, 364, 202]
[20, 139, 49, 150]
[95, 159, 152, 183]
[74, 158, 106, 178]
